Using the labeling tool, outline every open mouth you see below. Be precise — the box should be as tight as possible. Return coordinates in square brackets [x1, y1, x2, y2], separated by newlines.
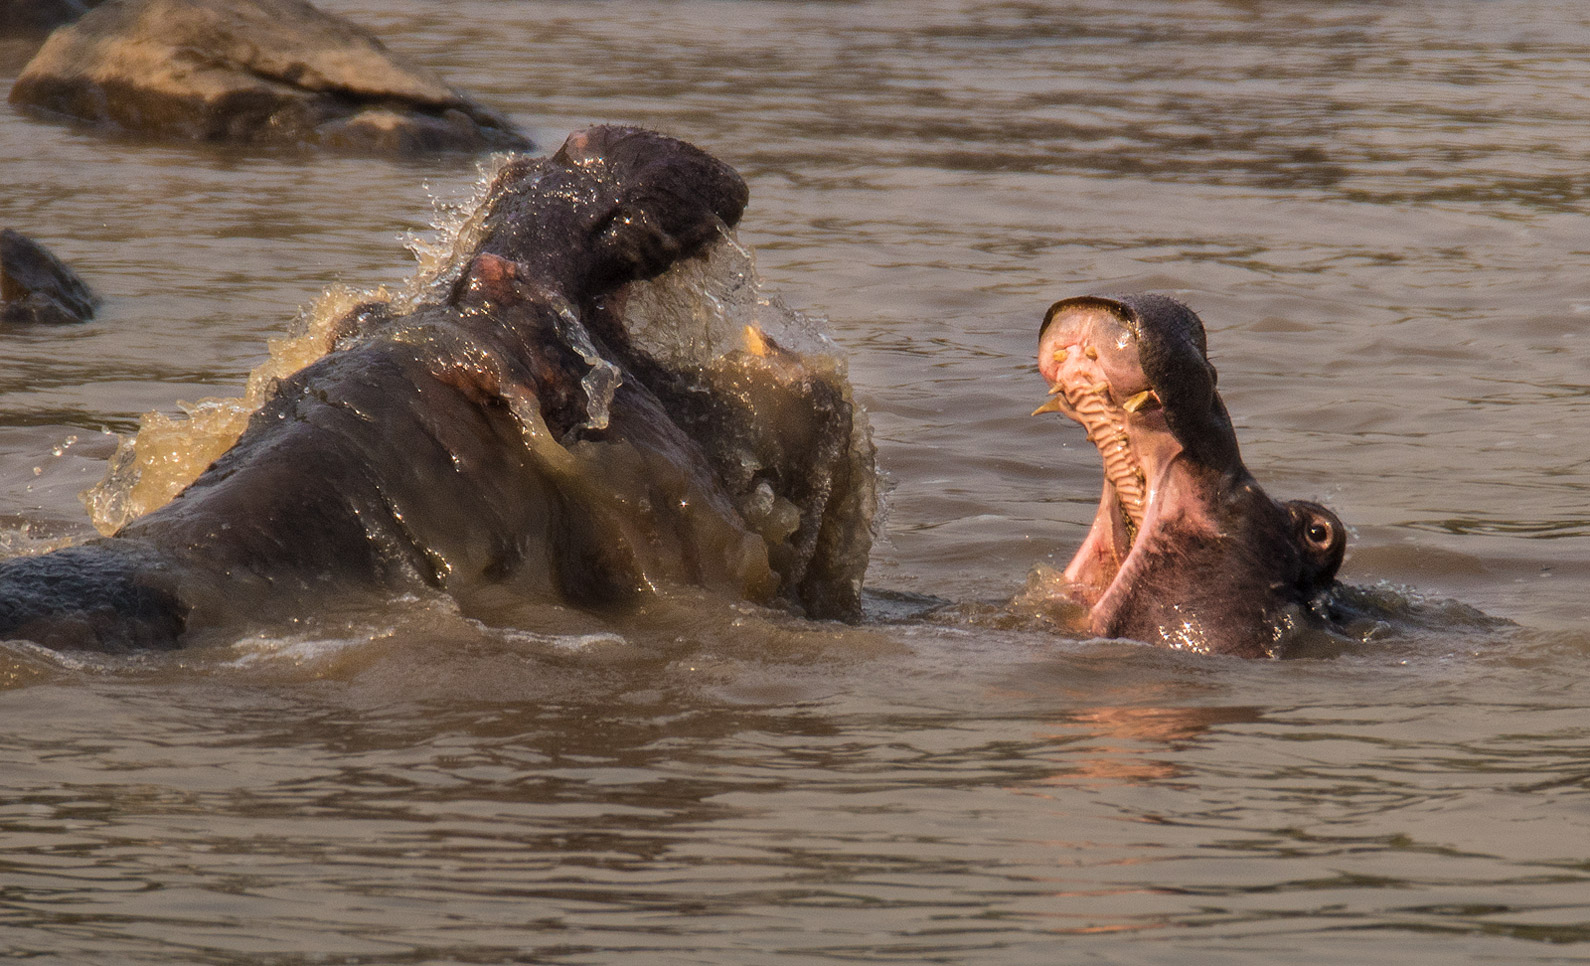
[1028, 294, 1349, 657]
[1033, 343, 1160, 549]
[1031, 294, 1229, 613]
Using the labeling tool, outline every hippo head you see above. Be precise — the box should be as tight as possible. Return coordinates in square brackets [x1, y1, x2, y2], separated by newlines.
[1031, 294, 1345, 657]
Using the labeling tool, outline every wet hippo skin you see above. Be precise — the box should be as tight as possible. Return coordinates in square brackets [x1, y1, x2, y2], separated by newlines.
[0, 126, 875, 651]
[1028, 294, 1347, 658]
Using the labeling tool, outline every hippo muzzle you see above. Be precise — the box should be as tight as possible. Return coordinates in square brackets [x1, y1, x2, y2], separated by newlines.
[1032, 294, 1345, 657]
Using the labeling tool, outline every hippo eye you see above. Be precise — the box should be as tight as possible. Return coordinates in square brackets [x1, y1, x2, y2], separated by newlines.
[1289, 500, 1346, 588]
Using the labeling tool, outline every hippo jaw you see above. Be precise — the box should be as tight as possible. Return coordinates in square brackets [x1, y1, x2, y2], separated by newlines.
[1033, 294, 1345, 657]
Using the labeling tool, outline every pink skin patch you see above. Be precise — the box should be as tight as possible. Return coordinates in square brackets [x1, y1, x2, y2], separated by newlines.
[466, 252, 522, 301]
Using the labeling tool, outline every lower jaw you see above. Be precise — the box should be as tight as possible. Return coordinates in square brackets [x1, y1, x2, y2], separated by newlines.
[1066, 464, 1202, 618]
[1060, 503, 1133, 608]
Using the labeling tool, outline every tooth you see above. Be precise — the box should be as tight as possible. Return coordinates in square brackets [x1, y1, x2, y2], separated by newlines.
[744, 325, 769, 357]
[1031, 396, 1068, 416]
[1084, 345, 1099, 360]
[1047, 383, 1065, 395]
[1122, 389, 1159, 413]
[1051, 348, 1067, 364]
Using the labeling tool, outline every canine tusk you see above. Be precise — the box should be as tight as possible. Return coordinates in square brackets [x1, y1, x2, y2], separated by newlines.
[1032, 395, 1068, 416]
[744, 325, 769, 357]
[1122, 389, 1160, 413]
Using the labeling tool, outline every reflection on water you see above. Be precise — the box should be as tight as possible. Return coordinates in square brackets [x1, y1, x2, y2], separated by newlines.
[3, 0, 1590, 962]
[7, 629, 1589, 961]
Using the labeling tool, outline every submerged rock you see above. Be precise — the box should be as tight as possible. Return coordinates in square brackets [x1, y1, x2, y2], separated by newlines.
[0, 229, 99, 325]
[8, 0, 530, 154]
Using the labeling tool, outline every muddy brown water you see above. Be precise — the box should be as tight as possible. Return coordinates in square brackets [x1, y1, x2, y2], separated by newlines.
[3, 1, 1589, 962]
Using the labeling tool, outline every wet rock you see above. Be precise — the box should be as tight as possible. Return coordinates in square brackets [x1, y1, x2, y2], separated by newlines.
[0, 0, 102, 36]
[0, 229, 99, 325]
[8, 0, 530, 155]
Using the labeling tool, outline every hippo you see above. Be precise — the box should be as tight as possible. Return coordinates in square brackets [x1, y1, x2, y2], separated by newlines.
[0, 126, 874, 651]
[1028, 294, 1346, 658]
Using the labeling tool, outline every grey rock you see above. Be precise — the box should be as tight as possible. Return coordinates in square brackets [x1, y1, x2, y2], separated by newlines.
[0, 229, 99, 325]
[8, 0, 530, 154]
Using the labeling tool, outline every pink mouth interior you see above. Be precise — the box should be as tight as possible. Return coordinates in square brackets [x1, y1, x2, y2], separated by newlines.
[1036, 303, 1204, 611]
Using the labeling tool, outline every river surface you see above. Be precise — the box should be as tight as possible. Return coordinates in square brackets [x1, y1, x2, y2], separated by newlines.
[3, 1, 1590, 962]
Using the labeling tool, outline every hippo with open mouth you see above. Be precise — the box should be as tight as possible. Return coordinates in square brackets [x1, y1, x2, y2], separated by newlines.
[0, 126, 874, 651]
[1030, 294, 1346, 658]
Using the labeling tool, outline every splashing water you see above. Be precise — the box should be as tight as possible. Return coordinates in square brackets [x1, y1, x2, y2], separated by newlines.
[399, 155, 522, 311]
[81, 284, 394, 534]
[550, 296, 623, 433]
[78, 158, 858, 545]
[620, 231, 845, 370]
[77, 156, 532, 536]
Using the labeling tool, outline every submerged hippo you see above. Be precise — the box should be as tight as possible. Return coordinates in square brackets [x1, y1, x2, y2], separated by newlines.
[0, 126, 874, 651]
[1029, 294, 1346, 658]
